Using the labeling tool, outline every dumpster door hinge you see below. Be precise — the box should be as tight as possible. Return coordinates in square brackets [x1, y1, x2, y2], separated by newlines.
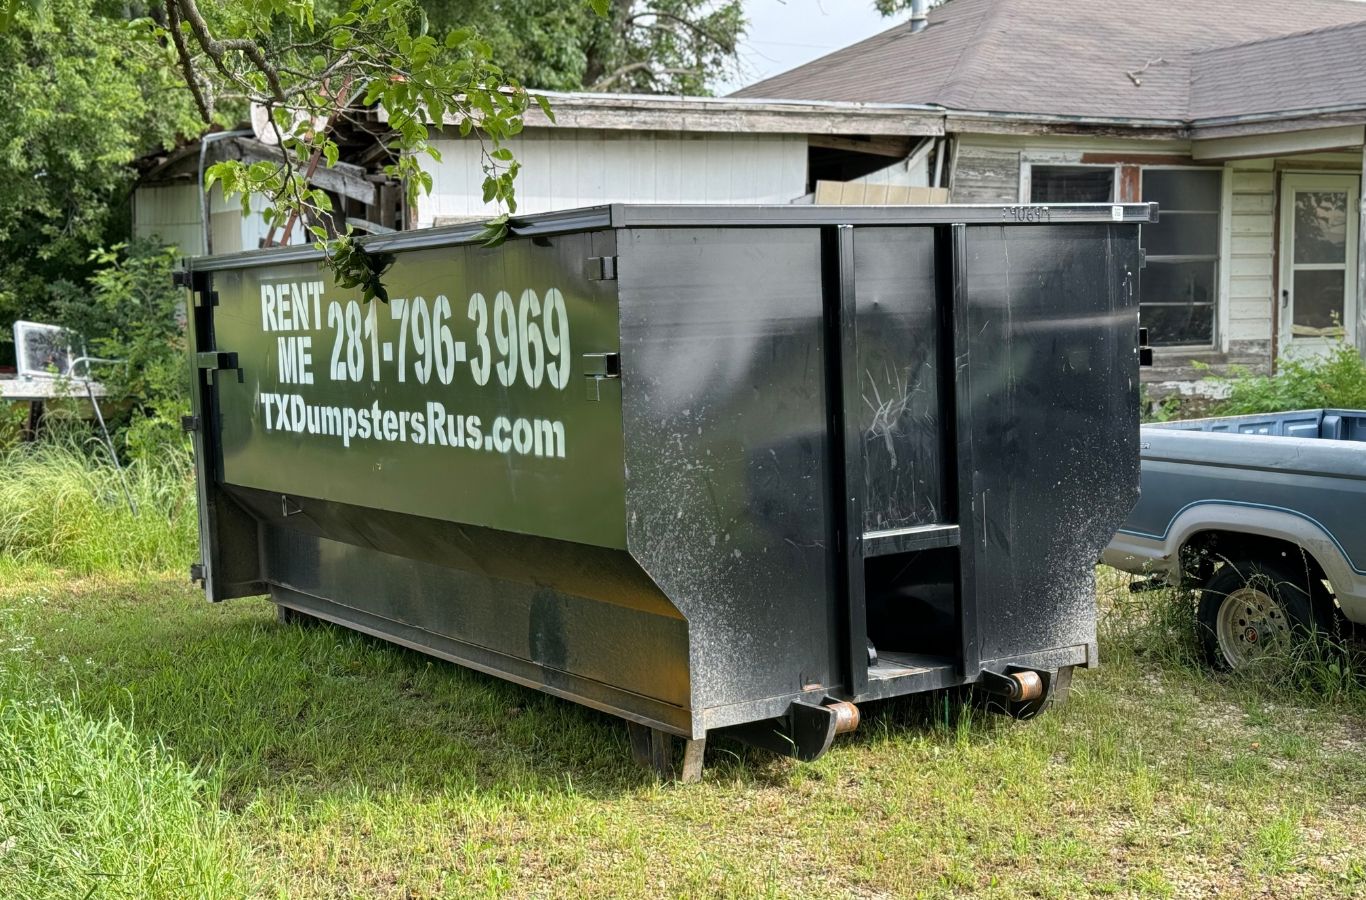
[180, 414, 200, 434]
[587, 256, 617, 281]
[582, 351, 620, 401]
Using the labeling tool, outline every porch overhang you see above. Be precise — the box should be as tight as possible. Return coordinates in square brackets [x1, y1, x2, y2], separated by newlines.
[1192, 122, 1366, 162]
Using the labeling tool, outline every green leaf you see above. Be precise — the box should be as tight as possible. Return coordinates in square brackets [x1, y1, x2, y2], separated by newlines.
[534, 94, 556, 125]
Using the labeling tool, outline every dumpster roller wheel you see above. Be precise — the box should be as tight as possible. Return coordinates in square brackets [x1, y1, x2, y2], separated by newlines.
[979, 666, 1074, 720]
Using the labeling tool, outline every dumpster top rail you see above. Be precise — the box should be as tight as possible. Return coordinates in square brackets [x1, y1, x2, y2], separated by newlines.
[185, 202, 1161, 272]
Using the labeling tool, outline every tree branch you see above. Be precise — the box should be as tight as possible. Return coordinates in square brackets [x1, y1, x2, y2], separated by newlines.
[163, 0, 212, 122]
[171, 0, 287, 103]
[589, 61, 701, 92]
[623, 9, 735, 52]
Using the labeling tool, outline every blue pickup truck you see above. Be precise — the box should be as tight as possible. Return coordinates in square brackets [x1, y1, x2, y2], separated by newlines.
[1104, 409, 1366, 669]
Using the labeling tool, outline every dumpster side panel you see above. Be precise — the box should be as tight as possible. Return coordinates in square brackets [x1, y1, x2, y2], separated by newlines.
[208, 233, 628, 549]
[617, 227, 841, 716]
[851, 228, 944, 531]
[957, 224, 1142, 665]
[259, 522, 694, 731]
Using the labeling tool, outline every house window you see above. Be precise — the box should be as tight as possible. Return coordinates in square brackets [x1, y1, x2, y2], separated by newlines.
[1140, 169, 1221, 346]
[1029, 165, 1116, 203]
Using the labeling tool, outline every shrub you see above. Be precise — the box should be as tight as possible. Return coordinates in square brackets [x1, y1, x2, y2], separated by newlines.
[49, 240, 190, 463]
[1212, 341, 1366, 416]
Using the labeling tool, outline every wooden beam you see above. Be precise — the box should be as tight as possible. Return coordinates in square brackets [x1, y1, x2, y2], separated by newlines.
[229, 137, 379, 206]
[1193, 113, 1366, 142]
[1080, 153, 1216, 166]
[420, 94, 945, 137]
[808, 134, 915, 157]
[1118, 165, 1141, 202]
[943, 114, 1186, 141]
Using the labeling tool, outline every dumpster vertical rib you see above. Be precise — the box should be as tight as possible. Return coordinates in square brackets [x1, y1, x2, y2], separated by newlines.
[945, 223, 982, 677]
[822, 224, 869, 697]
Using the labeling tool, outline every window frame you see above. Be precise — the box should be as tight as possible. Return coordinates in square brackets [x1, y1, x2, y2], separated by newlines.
[1139, 166, 1224, 349]
[1021, 162, 1120, 204]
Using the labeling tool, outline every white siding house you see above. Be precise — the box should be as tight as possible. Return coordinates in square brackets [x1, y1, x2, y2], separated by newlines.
[419, 129, 809, 226]
[133, 94, 944, 258]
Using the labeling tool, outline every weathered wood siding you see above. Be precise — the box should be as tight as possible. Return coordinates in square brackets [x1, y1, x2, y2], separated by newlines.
[132, 184, 203, 255]
[419, 128, 807, 225]
[948, 142, 1019, 203]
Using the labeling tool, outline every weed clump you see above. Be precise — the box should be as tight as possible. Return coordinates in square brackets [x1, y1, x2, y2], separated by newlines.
[0, 685, 244, 899]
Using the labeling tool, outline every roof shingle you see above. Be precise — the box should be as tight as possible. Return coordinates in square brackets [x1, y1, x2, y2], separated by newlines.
[731, 0, 1366, 122]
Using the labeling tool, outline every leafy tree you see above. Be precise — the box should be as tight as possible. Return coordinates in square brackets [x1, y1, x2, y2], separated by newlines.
[48, 240, 191, 457]
[420, 0, 745, 95]
[0, 0, 200, 357]
[157, 0, 744, 291]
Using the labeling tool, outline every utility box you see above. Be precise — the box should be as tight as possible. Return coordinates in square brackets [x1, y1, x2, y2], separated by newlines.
[181, 204, 1152, 778]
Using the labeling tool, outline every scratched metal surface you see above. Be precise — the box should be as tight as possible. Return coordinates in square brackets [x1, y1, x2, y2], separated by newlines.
[617, 226, 841, 713]
[190, 207, 1146, 737]
[955, 224, 1142, 664]
[852, 228, 944, 532]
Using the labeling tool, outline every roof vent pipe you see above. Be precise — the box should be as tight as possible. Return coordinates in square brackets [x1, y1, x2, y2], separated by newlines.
[910, 0, 929, 33]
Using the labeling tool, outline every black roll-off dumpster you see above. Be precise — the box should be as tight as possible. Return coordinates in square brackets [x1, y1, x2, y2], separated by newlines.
[181, 203, 1152, 780]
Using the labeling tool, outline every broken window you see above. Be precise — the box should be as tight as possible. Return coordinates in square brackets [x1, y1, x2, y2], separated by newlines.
[1140, 169, 1221, 346]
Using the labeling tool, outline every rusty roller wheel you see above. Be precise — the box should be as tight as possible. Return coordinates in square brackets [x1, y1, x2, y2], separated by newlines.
[1009, 670, 1043, 702]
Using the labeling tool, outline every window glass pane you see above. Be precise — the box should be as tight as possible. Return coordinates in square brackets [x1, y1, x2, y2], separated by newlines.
[1292, 269, 1346, 335]
[1140, 260, 1216, 345]
[1141, 304, 1214, 346]
[1141, 212, 1219, 257]
[1142, 170, 1220, 211]
[1293, 191, 1348, 264]
[1141, 260, 1216, 305]
[1030, 166, 1113, 203]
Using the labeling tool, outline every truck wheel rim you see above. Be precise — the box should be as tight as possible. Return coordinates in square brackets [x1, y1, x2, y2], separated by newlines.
[1216, 586, 1289, 668]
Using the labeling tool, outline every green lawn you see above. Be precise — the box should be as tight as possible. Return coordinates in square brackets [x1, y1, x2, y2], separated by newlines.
[2, 568, 1364, 899]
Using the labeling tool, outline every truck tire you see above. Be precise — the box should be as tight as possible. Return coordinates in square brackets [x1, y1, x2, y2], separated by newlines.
[1196, 557, 1329, 670]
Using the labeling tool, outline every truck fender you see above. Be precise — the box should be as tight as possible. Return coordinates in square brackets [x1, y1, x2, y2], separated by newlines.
[1166, 502, 1358, 597]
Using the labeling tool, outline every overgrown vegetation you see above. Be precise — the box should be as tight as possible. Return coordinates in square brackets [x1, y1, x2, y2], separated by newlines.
[0, 568, 1360, 898]
[1211, 342, 1366, 416]
[0, 682, 244, 900]
[0, 432, 196, 574]
[0, 0, 200, 358]
[1098, 566, 1366, 712]
[49, 240, 191, 455]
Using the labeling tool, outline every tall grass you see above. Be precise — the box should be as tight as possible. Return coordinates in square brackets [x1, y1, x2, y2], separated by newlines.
[1097, 566, 1366, 711]
[0, 432, 196, 574]
[0, 691, 246, 899]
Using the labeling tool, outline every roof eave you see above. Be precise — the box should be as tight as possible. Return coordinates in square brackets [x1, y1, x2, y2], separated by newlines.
[1190, 105, 1366, 139]
[390, 91, 948, 137]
